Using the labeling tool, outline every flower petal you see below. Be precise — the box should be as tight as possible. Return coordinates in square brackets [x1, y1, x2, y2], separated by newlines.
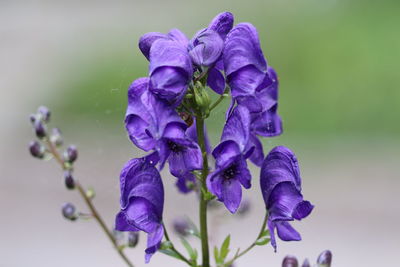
[145, 224, 164, 263]
[208, 12, 234, 39]
[276, 221, 301, 241]
[139, 32, 167, 60]
[212, 140, 241, 167]
[189, 29, 224, 67]
[207, 65, 225, 94]
[221, 105, 250, 152]
[222, 178, 242, 213]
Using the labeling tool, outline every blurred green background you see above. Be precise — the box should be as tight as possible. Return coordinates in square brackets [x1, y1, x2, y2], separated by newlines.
[53, 0, 400, 142]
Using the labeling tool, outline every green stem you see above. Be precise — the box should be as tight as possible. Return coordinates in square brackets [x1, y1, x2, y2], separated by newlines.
[224, 213, 269, 266]
[45, 139, 135, 267]
[196, 117, 210, 267]
[209, 93, 228, 112]
[162, 223, 193, 266]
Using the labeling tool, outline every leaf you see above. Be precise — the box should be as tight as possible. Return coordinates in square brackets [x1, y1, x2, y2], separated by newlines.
[219, 235, 231, 261]
[185, 215, 201, 239]
[181, 238, 198, 262]
[214, 246, 220, 264]
[255, 236, 270, 246]
[160, 241, 173, 250]
[159, 249, 181, 260]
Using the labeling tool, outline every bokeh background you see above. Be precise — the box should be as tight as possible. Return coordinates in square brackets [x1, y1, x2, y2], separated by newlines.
[1, 0, 399, 266]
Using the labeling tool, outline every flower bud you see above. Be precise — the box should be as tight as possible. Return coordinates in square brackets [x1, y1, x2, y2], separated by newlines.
[317, 250, 332, 267]
[127, 232, 139, 248]
[173, 218, 190, 237]
[37, 106, 51, 122]
[34, 120, 47, 139]
[50, 128, 63, 146]
[301, 259, 311, 267]
[282, 255, 298, 267]
[29, 113, 36, 123]
[29, 140, 45, 159]
[64, 171, 75, 190]
[62, 202, 77, 221]
[64, 145, 78, 163]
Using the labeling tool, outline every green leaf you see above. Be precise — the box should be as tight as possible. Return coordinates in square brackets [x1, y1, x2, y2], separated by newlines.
[219, 235, 231, 261]
[159, 249, 181, 260]
[214, 246, 220, 265]
[185, 216, 201, 239]
[255, 236, 270, 246]
[181, 238, 197, 262]
[160, 241, 173, 250]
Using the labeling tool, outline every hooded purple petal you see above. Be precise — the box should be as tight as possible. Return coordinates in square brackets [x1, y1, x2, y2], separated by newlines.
[149, 39, 193, 104]
[116, 155, 164, 262]
[175, 172, 196, 194]
[189, 29, 224, 67]
[207, 63, 226, 94]
[260, 146, 314, 251]
[244, 133, 264, 167]
[224, 23, 267, 97]
[221, 105, 250, 152]
[208, 12, 234, 39]
[125, 78, 186, 151]
[139, 32, 168, 60]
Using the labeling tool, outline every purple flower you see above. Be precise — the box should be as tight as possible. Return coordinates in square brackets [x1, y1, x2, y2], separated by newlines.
[238, 67, 282, 137]
[158, 122, 203, 177]
[260, 146, 314, 251]
[149, 38, 193, 104]
[115, 155, 164, 263]
[125, 77, 186, 151]
[224, 23, 268, 98]
[207, 106, 253, 213]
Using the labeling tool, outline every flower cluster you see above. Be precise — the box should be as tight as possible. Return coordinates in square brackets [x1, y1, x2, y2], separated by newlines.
[115, 11, 314, 263]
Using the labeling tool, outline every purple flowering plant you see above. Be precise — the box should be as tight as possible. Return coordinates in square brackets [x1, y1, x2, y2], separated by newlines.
[29, 12, 324, 267]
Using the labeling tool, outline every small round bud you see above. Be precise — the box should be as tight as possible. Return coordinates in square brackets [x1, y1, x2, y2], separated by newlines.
[127, 232, 139, 248]
[301, 259, 311, 267]
[37, 106, 51, 122]
[34, 120, 47, 139]
[64, 145, 78, 163]
[317, 250, 332, 267]
[173, 218, 190, 237]
[237, 199, 251, 216]
[50, 128, 63, 146]
[85, 188, 96, 199]
[29, 113, 36, 123]
[62, 203, 77, 221]
[29, 141, 45, 159]
[64, 171, 75, 190]
[282, 255, 298, 267]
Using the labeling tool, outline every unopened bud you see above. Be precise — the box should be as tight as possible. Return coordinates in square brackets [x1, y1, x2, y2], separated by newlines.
[127, 232, 139, 248]
[37, 106, 51, 122]
[173, 218, 190, 237]
[29, 113, 36, 123]
[282, 255, 298, 267]
[301, 259, 311, 267]
[62, 203, 77, 221]
[50, 128, 63, 146]
[29, 141, 45, 159]
[317, 250, 332, 267]
[64, 171, 75, 190]
[85, 188, 95, 199]
[64, 145, 78, 163]
[34, 120, 47, 139]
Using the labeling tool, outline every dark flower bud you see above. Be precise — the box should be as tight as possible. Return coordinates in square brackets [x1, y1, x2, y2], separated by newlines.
[50, 128, 63, 146]
[37, 106, 51, 122]
[301, 259, 311, 267]
[29, 113, 36, 123]
[34, 120, 47, 139]
[64, 171, 75, 190]
[317, 250, 332, 267]
[64, 145, 78, 163]
[173, 218, 190, 237]
[127, 232, 139, 248]
[29, 140, 45, 159]
[62, 203, 77, 221]
[237, 199, 251, 216]
[282, 255, 299, 267]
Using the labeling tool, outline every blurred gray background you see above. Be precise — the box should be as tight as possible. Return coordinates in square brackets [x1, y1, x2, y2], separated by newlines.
[1, 0, 399, 266]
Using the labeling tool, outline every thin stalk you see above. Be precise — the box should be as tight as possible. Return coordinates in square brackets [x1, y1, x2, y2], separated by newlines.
[45, 139, 135, 267]
[209, 94, 228, 112]
[162, 223, 193, 266]
[225, 213, 269, 266]
[195, 117, 210, 267]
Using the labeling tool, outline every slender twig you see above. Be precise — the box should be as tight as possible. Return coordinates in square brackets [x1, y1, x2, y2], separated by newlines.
[209, 93, 228, 112]
[194, 68, 209, 83]
[224, 213, 269, 266]
[45, 139, 135, 267]
[162, 223, 193, 266]
[195, 117, 210, 267]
